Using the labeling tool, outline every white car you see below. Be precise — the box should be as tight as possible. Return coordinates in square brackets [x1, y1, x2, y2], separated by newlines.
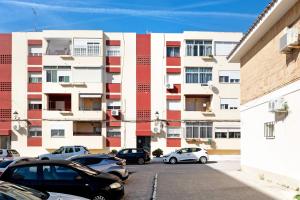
[0, 149, 20, 161]
[38, 146, 89, 160]
[0, 157, 35, 176]
[163, 147, 208, 164]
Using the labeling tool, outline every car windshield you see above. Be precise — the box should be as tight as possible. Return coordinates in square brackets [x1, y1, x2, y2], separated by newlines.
[69, 162, 100, 176]
[0, 160, 13, 168]
[52, 148, 64, 154]
[7, 150, 20, 156]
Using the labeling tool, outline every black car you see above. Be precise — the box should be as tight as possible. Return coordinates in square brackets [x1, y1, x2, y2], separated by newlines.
[116, 148, 150, 165]
[0, 160, 124, 200]
[0, 181, 49, 200]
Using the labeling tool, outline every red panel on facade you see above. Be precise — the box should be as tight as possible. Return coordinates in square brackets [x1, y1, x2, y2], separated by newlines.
[27, 137, 42, 146]
[167, 110, 181, 127]
[106, 137, 121, 147]
[166, 138, 181, 147]
[106, 94, 121, 100]
[28, 83, 42, 92]
[166, 95, 181, 100]
[106, 67, 121, 73]
[106, 40, 121, 46]
[106, 110, 121, 127]
[28, 94, 42, 100]
[166, 41, 181, 46]
[106, 57, 121, 66]
[28, 56, 42, 65]
[28, 67, 42, 72]
[166, 68, 181, 74]
[167, 84, 181, 93]
[29, 120, 42, 126]
[106, 83, 121, 93]
[28, 40, 42, 46]
[136, 34, 151, 136]
[28, 110, 42, 119]
[0, 34, 12, 136]
[166, 57, 181, 66]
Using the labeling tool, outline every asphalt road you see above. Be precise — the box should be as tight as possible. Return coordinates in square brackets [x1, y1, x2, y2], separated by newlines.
[124, 160, 275, 200]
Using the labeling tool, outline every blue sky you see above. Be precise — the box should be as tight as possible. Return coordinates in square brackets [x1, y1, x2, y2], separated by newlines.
[0, 0, 270, 33]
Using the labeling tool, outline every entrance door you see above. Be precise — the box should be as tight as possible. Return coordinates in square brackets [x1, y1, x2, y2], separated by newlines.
[136, 136, 151, 152]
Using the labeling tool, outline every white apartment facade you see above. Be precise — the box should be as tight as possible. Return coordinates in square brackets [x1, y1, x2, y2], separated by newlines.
[0, 30, 242, 156]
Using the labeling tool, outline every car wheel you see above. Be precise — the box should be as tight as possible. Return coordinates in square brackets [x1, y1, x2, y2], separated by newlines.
[169, 157, 177, 164]
[137, 158, 145, 165]
[92, 193, 107, 200]
[41, 157, 49, 160]
[199, 156, 207, 164]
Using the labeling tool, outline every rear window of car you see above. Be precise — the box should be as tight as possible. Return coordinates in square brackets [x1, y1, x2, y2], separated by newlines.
[11, 166, 38, 180]
[0, 160, 13, 168]
[0, 150, 3, 155]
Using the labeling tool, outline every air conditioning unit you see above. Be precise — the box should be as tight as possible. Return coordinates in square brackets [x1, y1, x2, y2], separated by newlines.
[111, 109, 120, 116]
[268, 97, 288, 112]
[166, 83, 174, 89]
[279, 27, 299, 53]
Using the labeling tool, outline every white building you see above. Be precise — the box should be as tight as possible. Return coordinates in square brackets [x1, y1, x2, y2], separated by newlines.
[0, 30, 242, 156]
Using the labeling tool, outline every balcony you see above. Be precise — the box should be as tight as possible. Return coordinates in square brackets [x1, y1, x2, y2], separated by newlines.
[47, 94, 71, 111]
[79, 94, 101, 111]
[45, 38, 71, 56]
[185, 95, 213, 113]
[73, 121, 101, 136]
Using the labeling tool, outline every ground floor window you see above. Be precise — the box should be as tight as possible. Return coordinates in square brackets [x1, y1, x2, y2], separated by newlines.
[107, 128, 121, 137]
[185, 122, 212, 138]
[264, 122, 275, 139]
[28, 127, 42, 137]
[228, 132, 240, 138]
[215, 132, 227, 138]
[51, 129, 65, 138]
[167, 127, 181, 138]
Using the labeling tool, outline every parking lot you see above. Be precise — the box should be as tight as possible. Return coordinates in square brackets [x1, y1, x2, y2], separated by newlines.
[124, 159, 274, 200]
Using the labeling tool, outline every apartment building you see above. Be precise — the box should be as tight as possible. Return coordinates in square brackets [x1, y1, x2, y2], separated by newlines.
[229, 0, 300, 189]
[0, 30, 242, 156]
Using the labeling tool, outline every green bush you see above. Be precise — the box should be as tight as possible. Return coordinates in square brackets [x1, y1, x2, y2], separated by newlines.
[110, 149, 118, 155]
[152, 148, 163, 157]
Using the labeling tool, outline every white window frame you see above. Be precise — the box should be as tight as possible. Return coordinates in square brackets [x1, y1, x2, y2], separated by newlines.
[167, 100, 181, 111]
[28, 100, 42, 110]
[51, 129, 65, 138]
[107, 128, 121, 137]
[28, 45, 43, 56]
[167, 127, 181, 138]
[106, 46, 120, 57]
[185, 122, 213, 139]
[185, 67, 212, 84]
[44, 66, 71, 83]
[107, 100, 121, 110]
[29, 127, 42, 137]
[219, 70, 240, 84]
[264, 122, 275, 139]
[220, 98, 239, 110]
[73, 38, 101, 56]
[185, 40, 213, 56]
[28, 73, 42, 83]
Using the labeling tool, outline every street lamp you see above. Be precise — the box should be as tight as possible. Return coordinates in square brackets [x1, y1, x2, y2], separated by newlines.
[155, 111, 159, 120]
[13, 111, 19, 120]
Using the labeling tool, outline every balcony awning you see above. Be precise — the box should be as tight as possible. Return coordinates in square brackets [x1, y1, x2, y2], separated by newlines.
[79, 94, 102, 98]
[0, 129, 11, 136]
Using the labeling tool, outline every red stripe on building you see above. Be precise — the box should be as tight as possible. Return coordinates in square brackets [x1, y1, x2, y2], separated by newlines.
[106, 110, 121, 127]
[166, 41, 181, 46]
[166, 57, 181, 66]
[0, 34, 12, 136]
[166, 95, 181, 100]
[27, 137, 42, 146]
[28, 67, 42, 72]
[166, 138, 181, 147]
[166, 68, 181, 74]
[28, 83, 42, 92]
[28, 56, 42, 65]
[27, 94, 42, 100]
[106, 94, 121, 100]
[106, 40, 121, 46]
[106, 137, 121, 147]
[28, 110, 42, 119]
[106, 57, 121, 65]
[106, 67, 121, 73]
[136, 34, 151, 136]
[29, 120, 42, 126]
[28, 40, 42, 46]
[106, 83, 121, 93]
[167, 110, 181, 127]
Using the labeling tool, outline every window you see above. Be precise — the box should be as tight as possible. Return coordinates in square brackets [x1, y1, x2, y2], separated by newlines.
[74, 38, 101, 56]
[185, 40, 212, 56]
[107, 100, 121, 110]
[107, 128, 121, 137]
[0, 160, 13, 168]
[43, 165, 80, 180]
[106, 46, 120, 56]
[79, 94, 102, 111]
[65, 147, 74, 153]
[219, 70, 240, 83]
[167, 47, 180, 57]
[215, 132, 227, 138]
[28, 45, 42, 56]
[220, 98, 239, 110]
[185, 122, 212, 139]
[229, 132, 240, 138]
[75, 147, 81, 152]
[167, 74, 181, 84]
[11, 166, 38, 180]
[73, 67, 102, 83]
[185, 67, 212, 84]
[214, 41, 238, 56]
[167, 127, 181, 138]
[28, 100, 42, 110]
[29, 127, 42, 137]
[51, 129, 65, 137]
[167, 100, 181, 111]
[185, 95, 211, 112]
[44, 66, 71, 83]
[28, 73, 42, 83]
[264, 122, 275, 139]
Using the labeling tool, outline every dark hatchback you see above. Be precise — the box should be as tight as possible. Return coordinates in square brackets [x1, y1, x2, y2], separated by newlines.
[116, 148, 150, 165]
[0, 160, 124, 200]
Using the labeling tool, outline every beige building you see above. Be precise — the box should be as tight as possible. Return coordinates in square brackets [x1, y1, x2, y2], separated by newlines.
[229, 0, 300, 189]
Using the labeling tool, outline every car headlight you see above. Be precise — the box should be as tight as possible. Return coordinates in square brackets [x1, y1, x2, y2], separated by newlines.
[109, 182, 122, 189]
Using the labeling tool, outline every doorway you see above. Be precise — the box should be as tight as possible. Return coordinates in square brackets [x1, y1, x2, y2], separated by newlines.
[136, 136, 151, 152]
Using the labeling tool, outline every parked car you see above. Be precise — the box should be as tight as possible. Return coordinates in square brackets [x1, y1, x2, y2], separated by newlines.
[0, 180, 88, 200]
[0, 157, 36, 176]
[163, 147, 209, 164]
[69, 154, 129, 180]
[0, 149, 20, 161]
[116, 148, 150, 165]
[38, 146, 89, 160]
[0, 160, 124, 200]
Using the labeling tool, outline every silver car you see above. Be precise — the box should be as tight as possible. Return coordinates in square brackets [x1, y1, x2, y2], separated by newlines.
[0, 149, 20, 161]
[38, 146, 89, 160]
[69, 154, 129, 180]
